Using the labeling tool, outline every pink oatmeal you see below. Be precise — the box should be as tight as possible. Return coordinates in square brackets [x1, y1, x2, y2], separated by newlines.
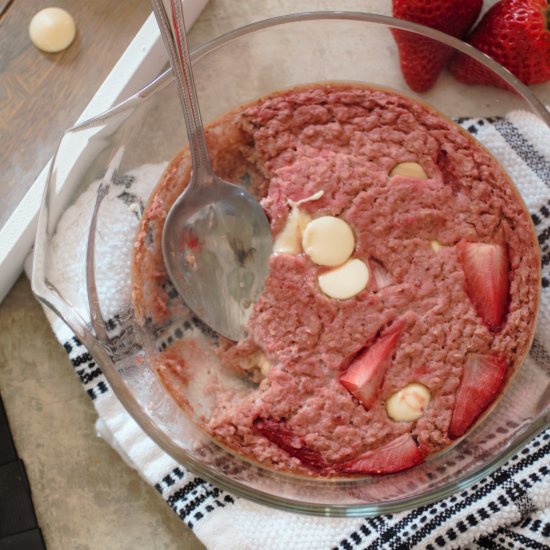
[132, 84, 539, 476]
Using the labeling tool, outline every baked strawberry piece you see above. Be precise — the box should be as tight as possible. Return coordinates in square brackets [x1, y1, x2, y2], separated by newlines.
[337, 434, 426, 475]
[392, 0, 482, 92]
[253, 418, 327, 471]
[339, 323, 404, 410]
[458, 242, 510, 331]
[254, 422, 426, 475]
[450, 0, 550, 87]
[449, 353, 508, 439]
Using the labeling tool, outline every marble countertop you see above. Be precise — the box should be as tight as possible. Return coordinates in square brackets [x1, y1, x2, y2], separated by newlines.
[0, 1, 548, 548]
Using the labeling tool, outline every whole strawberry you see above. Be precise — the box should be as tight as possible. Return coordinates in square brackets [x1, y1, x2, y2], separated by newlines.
[392, 0, 483, 92]
[450, 0, 550, 86]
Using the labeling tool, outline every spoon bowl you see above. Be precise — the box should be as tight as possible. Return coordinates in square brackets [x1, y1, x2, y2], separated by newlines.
[162, 176, 272, 341]
[152, 0, 272, 341]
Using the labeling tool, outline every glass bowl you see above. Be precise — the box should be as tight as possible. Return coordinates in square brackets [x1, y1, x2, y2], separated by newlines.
[32, 12, 550, 516]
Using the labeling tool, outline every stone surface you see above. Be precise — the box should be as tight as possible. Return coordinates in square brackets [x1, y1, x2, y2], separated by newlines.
[0, 277, 204, 550]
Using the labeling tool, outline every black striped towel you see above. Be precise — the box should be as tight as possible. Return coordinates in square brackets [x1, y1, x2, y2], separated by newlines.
[28, 110, 550, 549]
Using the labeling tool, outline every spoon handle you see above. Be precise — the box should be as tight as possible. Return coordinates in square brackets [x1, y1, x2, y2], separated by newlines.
[151, 0, 213, 182]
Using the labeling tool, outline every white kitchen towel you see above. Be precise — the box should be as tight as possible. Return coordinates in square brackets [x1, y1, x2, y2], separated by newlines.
[26, 109, 550, 549]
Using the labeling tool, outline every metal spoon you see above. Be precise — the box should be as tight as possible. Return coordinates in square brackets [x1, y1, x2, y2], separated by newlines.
[151, 0, 272, 341]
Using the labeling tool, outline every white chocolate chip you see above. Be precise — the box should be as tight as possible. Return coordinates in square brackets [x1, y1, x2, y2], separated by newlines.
[273, 208, 312, 254]
[273, 191, 324, 255]
[318, 259, 369, 300]
[302, 216, 355, 266]
[385, 383, 431, 422]
[390, 162, 428, 180]
[258, 353, 271, 377]
[430, 240, 443, 253]
[29, 8, 76, 53]
[289, 190, 324, 208]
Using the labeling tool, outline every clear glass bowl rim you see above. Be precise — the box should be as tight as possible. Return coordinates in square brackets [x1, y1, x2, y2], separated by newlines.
[32, 10, 550, 517]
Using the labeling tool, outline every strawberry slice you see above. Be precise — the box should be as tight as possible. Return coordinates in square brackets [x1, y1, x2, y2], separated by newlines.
[339, 323, 404, 410]
[252, 418, 327, 471]
[337, 434, 426, 475]
[449, 353, 508, 439]
[458, 242, 510, 331]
